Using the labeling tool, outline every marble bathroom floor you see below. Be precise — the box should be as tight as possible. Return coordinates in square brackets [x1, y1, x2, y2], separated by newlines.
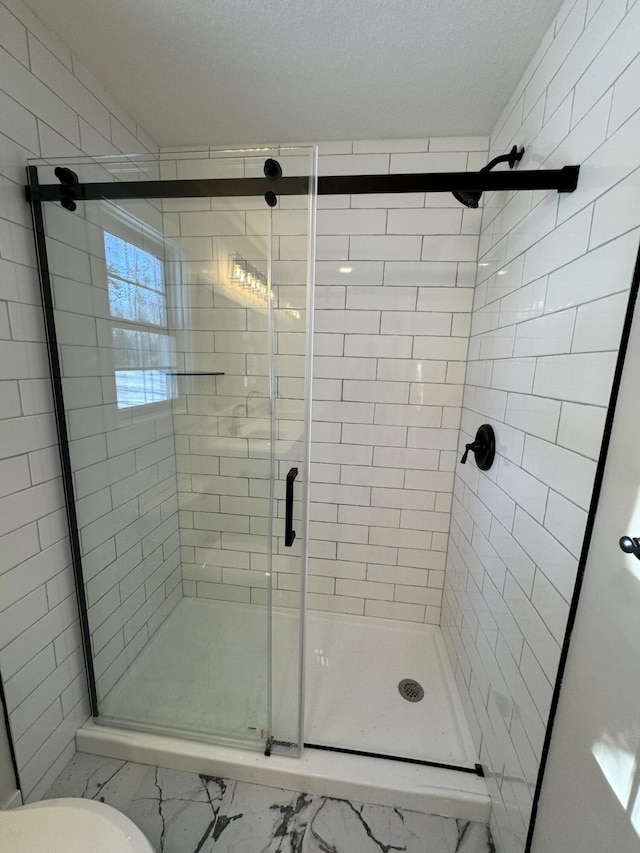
[45, 752, 493, 853]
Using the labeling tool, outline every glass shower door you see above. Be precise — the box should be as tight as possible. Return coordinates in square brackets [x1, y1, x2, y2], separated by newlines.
[28, 147, 316, 753]
[168, 163, 275, 747]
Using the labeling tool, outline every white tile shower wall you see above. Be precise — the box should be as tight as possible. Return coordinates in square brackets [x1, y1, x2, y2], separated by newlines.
[308, 139, 486, 623]
[158, 152, 310, 605]
[0, 0, 160, 801]
[165, 139, 487, 622]
[441, 2, 640, 852]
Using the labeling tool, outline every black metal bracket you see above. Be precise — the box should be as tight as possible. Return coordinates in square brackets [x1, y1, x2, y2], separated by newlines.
[54, 165, 79, 212]
[263, 158, 282, 206]
[460, 424, 495, 471]
[25, 165, 580, 205]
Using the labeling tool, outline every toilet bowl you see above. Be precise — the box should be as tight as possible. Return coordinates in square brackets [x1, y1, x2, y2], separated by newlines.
[0, 797, 155, 853]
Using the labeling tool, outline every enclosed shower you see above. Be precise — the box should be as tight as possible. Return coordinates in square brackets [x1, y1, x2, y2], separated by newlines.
[26, 145, 580, 812]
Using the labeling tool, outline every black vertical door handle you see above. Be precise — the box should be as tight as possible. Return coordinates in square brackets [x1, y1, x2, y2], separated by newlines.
[285, 467, 299, 547]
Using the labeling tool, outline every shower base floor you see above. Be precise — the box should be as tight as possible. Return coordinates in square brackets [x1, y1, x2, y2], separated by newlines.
[304, 607, 476, 767]
[99, 597, 476, 768]
[83, 598, 488, 820]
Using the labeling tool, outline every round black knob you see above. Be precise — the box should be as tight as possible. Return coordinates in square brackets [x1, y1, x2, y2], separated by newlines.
[264, 158, 282, 180]
[619, 536, 638, 554]
[54, 166, 79, 185]
[265, 191, 278, 207]
[619, 536, 640, 560]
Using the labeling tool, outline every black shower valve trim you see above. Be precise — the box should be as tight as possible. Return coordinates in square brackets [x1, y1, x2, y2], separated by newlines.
[459, 424, 496, 471]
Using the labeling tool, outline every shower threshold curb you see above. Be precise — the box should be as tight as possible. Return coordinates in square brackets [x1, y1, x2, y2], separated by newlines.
[77, 721, 490, 823]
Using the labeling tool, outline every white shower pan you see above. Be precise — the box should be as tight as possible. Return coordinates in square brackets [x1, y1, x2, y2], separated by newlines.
[77, 598, 489, 821]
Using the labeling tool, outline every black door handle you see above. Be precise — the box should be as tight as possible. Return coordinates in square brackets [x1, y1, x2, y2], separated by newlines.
[619, 536, 640, 560]
[285, 467, 299, 547]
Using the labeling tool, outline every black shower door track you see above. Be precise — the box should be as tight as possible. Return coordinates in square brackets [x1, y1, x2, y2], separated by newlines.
[25, 159, 580, 732]
[27, 164, 579, 204]
[304, 742, 485, 776]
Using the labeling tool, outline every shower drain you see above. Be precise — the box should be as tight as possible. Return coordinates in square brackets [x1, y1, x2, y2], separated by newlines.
[398, 678, 424, 703]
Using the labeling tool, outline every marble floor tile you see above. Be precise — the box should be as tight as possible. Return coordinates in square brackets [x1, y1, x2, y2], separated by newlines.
[302, 799, 490, 853]
[43, 752, 494, 853]
[45, 751, 127, 801]
[207, 781, 321, 853]
[123, 768, 228, 853]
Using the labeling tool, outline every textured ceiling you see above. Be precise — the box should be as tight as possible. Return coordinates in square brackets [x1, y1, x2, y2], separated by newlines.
[22, 0, 566, 147]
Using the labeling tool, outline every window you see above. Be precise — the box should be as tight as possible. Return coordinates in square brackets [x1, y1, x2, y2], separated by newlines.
[105, 231, 175, 409]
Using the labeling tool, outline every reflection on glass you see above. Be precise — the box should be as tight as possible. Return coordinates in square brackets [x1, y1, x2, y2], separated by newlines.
[105, 232, 164, 292]
[114, 369, 174, 408]
[593, 737, 636, 808]
[104, 230, 174, 408]
[593, 731, 640, 838]
[108, 276, 167, 325]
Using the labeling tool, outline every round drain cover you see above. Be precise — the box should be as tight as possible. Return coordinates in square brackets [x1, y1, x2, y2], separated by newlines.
[398, 678, 424, 702]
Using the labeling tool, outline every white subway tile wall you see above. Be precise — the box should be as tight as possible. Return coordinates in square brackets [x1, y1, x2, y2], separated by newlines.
[306, 139, 486, 623]
[159, 140, 485, 617]
[441, 2, 640, 852]
[162, 138, 487, 618]
[159, 151, 311, 604]
[0, 0, 158, 802]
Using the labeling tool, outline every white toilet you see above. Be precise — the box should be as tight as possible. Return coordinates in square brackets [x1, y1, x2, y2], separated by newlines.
[0, 797, 155, 852]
